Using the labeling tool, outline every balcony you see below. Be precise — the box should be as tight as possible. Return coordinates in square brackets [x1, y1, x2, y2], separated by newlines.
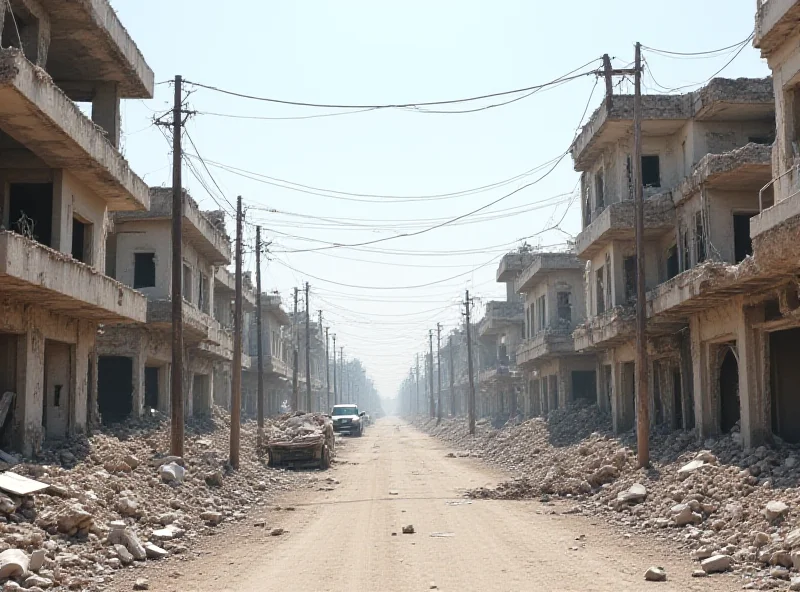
[116, 189, 231, 264]
[514, 253, 583, 293]
[146, 299, 232, 361]
[478, 300, 524, 337]
[573, 306, 636, 351]
[496, 251, 535, 282]
[575, 195, 675, 258]
[0, 49, 149, 211]
[0, 231, 146, 323]
[516, 327, 575, 367]
[478, 363, 522, 385]
[755, 0, 800, 56]
[246, 355, 290, 378]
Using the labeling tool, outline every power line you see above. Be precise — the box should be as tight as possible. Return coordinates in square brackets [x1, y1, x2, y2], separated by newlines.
[641, 34, 754, 57]
[183, 59, 601, 110]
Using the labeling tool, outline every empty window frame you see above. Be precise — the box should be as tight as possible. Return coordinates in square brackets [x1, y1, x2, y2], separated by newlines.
[624, 256, 637, 304]
[695, 211, 706, 264]
[182, 264, 193, 303]
[71, 217, 92, 265]
[666, 245, 679, 280]
[537, 295, 546, 331]
[642, 155, 661, 188]
[595, 170, 605, 211]
[557, 292, 571, 323]
[133, 253, 156, 288]
[596, 266, 606, 314]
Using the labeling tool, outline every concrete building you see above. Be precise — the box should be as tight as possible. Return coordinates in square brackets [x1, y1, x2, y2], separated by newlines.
[475, 268, 525, 419]
[243, 293, 291, 416]
[571, 76, 784, 443]
[98, 188, 233, 422]
[503, 251, 597, 417]
[0, 1, 152, 454]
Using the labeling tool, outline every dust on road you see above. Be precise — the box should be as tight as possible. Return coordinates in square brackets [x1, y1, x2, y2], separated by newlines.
[113, 418, 739, 591]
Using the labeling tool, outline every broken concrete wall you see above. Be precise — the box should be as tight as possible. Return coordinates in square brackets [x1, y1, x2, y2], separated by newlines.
[0, 298, 95, 456]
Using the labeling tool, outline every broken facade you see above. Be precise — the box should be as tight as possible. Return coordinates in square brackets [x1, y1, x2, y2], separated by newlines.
[97, 188, 234, 423]
[0, 0, 152, 455]
[569, 70, 800, 448]
[502, 251, 598, 418]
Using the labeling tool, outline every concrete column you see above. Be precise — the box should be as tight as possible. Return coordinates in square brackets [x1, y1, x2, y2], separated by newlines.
[92, 82, 121, 148]
[549, 375, 558, 411]
[689, 316, 714, 439]
[610, 356, 624, 433]
[158, 364, 170, 414]
[557, 364, 569, 408]
[15, 328, 45, 457]
[72, 320, 93, 433]
[738, 304, 768, 448]
[185, 369, 195, 418]
[131, 349, 145, 418]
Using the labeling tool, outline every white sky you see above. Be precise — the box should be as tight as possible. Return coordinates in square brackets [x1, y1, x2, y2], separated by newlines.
[114, 0, 771, 402]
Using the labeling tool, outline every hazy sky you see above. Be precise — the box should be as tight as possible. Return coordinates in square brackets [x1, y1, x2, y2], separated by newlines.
[114, 0, 770, 401]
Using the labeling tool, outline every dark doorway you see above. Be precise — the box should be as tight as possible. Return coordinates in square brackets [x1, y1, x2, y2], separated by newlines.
[666, 245, 679, 280]
[9, 183, 53, 247]
[133, 253, 156, 289]
[0, 334, 17, 447]
[621, 362, 636, 431]
[624, 256, 637, 304]
[603, 364, 612, 411]
[144, 367, 159, 410]
[641, 155, 661, 188]
[97, 356, 133, 423]
[673, 369, 683, 429]
[770, 328, 800, 443]
[71, 217, 92, 264]
[719, 348, 740, 433]
[193, 374, 209, 415]
[733, 214, 756, 263]
[572, 370, 596, 402]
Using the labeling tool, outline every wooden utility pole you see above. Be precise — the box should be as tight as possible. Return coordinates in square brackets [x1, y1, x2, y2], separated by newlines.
[291, 287, 299, 411]
[255, 226, 264, 449]
[415, 354, 420, 415]
[170, 75, 184, 458]
[436, 323, 442, 424]
[602, 54, 614, 109]
[325, 327, 330, 412]
[304, 282, 311, 411]
[449, 334, 455, 417]
[230, 196, 243, 469]
[633, 42, 649, 468]
[332, 334, 337, 405]
[465, 290, 476, 435]
[428, 330, 435, 418]
[340, 346, 344, 402]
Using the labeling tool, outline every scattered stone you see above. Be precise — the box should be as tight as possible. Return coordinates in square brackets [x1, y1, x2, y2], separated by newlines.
[0, 549, 28, 579]
[28, 550, 45, 573]
[133, 578, 149, 590]
[143, 542, 168, 560]
[617, 483, 647, 505]
[753, 531, 771, 547]
[23, 574, 52, 589]
[644, 567, 666, 582]
[150, 525, 185, 542]
[200, 511, 224, 526]
[159, 462, 186, 485]
[790, 576, 800, 591]
[691, 569, 707, 578]
[108, 524, 147, 561]
[678, 460, 706, 478]
[765, 501, 789, 522]
[114, 544, 134, 566]
[204, 471, 224, 488]
[701, 554, 732, 574]
[402, 525, 415, 534]
[270, 528, 285, 537]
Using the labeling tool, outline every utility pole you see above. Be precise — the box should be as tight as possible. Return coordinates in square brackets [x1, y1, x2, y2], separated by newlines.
[292, 287, 299, 411]
[428, 331, 435, 418]
[436, 323, 442, 424]
[449, 334, 455, 417]
[325, 326, 330, 412]
[304, 282, 311, 411]
[602, 54, 614, 109]
[332, 334, 337, 405]
[415, 354, 420, 416]
[255, 226, 264, 449]
[633, 42, 649, 468]
[340, 347, 344, 402]
[465, 290, 476, 435]
[169, 75, 184, 458]
[230, 196, 243, 469]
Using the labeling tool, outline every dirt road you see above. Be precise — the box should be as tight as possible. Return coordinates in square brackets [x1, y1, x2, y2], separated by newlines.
[114, 418, 738, 591]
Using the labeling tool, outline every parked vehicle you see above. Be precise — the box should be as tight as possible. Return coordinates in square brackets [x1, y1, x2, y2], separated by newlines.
[331, 404, 366, 436]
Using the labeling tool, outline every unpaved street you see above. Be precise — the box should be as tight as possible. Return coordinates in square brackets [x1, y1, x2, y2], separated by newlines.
[114, 418, 738, 591]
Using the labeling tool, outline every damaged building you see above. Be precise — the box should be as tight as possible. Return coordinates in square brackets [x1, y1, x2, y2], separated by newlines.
[97, 188, 234, 422]
[499, 250, 597, 417]
[0, 0, 153, 454]
[568, 69, 800, 448]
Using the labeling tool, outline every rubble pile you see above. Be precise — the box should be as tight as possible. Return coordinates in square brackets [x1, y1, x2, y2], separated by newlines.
[0, 409, 321, 591]
[419, 405, 800, 588]
[268, 413, 334, 445]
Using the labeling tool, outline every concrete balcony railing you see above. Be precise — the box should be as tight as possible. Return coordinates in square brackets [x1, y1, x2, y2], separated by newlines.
[478, 300, 524, 337]
[755, 0, 800, 55]
[0, 231, 147, 323]
[573, 305, 636, 351]
[516, 326, 575, 367]
[514, 253, 583, 293]
[0, 49, 149, 212]
[575, 195, 676, 258]
[147, 299, 231, 360]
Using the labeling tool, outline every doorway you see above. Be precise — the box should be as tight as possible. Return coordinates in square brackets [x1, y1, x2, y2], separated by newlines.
[193, 374, 210, 416]
[144, 367, 159, 410]
[673, 369, 683, 429]
[733, 213, 756, 263]
[572, 370, 596, 402]
[770, 328, 800, 443]
[719, 347, 740, 433]
[9, 183, 53, 247]
[43, 340, 71, 440]
[97, 356, 133, 423]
